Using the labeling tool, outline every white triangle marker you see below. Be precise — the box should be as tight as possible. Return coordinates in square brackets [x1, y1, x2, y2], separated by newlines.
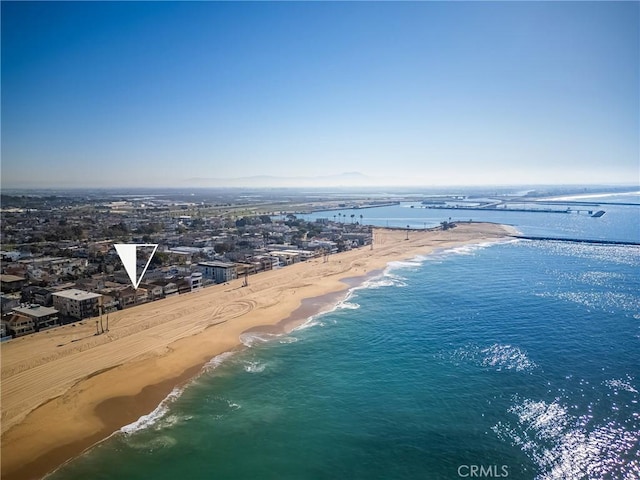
[114, 244, 159, 289]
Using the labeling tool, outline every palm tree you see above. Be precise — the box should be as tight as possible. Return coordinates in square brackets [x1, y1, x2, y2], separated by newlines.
[333, 215, 337, 223]
[359, 214, 363, 224]
[350, 214, 355, 224]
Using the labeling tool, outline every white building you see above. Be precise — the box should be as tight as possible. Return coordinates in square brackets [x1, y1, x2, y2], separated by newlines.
[52, 289, 102, 320]
[187, 272, 203, 292]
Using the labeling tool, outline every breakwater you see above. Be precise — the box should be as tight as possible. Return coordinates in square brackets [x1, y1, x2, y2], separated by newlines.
[510, 235, 640, 246]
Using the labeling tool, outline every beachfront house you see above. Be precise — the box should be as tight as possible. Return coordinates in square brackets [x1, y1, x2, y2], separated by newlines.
[198, 261, 238, 284]
[139, 283, 164, 300]
[6, 314, 35, 337]
[51, 289, 102, 321]
[117, 287, 147, 308]
[149, 279, 179, 297]
[11, 305, 60, 333]
[176, 275, 203, 294]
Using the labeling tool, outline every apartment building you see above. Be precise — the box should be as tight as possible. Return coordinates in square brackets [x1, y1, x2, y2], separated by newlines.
[52, 289, 102, 320]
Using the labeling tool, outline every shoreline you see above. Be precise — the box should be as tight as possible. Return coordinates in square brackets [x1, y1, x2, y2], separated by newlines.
[1, 224, 514, 480]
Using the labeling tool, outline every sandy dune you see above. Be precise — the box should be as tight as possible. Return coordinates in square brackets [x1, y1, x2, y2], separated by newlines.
[1, 223, 513, 480]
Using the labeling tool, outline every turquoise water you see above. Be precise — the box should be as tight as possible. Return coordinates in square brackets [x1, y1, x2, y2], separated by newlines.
[51, 196, 639, 480]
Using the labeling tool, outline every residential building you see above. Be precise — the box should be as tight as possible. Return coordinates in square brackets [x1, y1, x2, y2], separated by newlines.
[11, 305, 60, 332]
[198, 261, 237, 284]
[1, 293, 21, 314]
[23, 286, 55, 306]
[189, 272, 203, 291]
[6, 314, 35, 337]
[0, 274, 27, 293]
[117, 287, 136, 308]
[150, 279, 179, 296]
[52, 289, 102, 320]
[1, 321, 9, 339]
[102, 295, 119, 313]
[116, 287, 150, 308]
[269, 251, 301, 265]
[139, 283, 164, 300]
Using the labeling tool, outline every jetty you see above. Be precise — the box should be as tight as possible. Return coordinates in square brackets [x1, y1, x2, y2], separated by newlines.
[510, 235, 640, 246]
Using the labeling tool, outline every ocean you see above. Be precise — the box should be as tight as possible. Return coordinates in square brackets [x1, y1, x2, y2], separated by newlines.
[49, 193, 639, 480]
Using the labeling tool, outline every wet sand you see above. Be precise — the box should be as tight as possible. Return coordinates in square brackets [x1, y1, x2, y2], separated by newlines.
[0, 223, 514, 480]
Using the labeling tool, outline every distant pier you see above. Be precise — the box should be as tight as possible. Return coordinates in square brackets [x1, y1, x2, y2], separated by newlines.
[510, 235, 640, 246]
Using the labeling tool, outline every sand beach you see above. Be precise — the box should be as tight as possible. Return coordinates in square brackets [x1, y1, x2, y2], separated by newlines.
[1, 223, 513, 480]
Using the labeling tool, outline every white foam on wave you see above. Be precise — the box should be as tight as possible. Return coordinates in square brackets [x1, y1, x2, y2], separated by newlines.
[120, 387, 184, 435]
[493, 397, 640, 479]
[358, 270, 408, 290]
[120, 351, 234, 435]
[126, 434, 178, 451]
[296, 291, 362, 329]
[338, 301, 360, 310]
[443, 241, 499, 257]
[244, 361, 267, 373]
[278, 336, 298, 344]
[204, 351, 236, 370]
[386, 259, 423, 270]
[287, 238, 501, 335]
[239, 332, 280, 347]
[292, 317, 324, 331]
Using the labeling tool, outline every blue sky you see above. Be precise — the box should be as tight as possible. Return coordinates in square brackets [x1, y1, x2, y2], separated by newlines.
[2, 1, 638, 188]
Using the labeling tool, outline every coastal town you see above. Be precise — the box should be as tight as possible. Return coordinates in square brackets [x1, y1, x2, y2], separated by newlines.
[1, 191, 382, 340]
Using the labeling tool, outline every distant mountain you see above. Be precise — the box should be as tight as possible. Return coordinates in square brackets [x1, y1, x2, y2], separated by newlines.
[183, 172, 388, 188]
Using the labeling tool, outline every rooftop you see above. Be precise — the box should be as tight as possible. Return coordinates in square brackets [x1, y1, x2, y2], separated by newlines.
[0, 274, 26, 283]
[13, 305, 59, 318]
[51, 289, 102, 301]
[198, 261, 236, 268]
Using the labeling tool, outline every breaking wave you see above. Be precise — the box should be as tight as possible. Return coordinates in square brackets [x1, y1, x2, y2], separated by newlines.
[120, 388, 184, 435]
[120, 351, 234, 435]
[239, 332, 281, 347]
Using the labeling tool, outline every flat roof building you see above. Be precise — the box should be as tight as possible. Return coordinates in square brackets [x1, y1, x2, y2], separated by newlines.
[52, 289, 102, 320]
[198, 261, 237, 284]
[11, 305, 60, 332]
[0, 274, 27, 293]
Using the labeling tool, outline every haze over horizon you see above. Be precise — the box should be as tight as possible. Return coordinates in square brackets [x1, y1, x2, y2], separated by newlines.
[2, 2, 638, 189]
